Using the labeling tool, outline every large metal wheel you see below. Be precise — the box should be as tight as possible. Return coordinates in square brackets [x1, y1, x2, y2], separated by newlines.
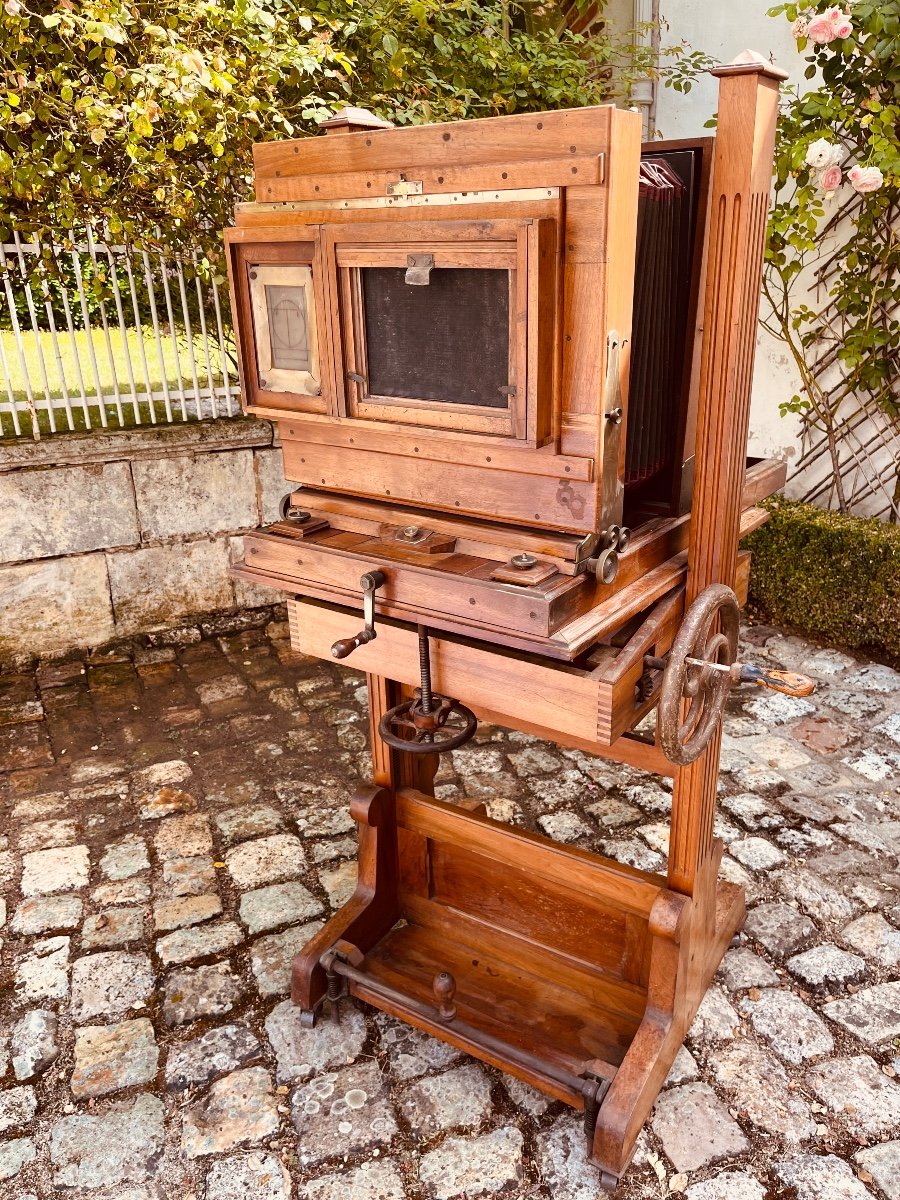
[658, 584, 740, 766]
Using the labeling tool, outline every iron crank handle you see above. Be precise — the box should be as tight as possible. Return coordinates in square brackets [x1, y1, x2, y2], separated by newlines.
[330, 570, 387, 660]
[735, 663, 816, 698]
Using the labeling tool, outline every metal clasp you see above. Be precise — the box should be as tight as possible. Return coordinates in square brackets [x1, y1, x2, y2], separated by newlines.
[387, 177, 423, 197]
[405, 253, 434, 285]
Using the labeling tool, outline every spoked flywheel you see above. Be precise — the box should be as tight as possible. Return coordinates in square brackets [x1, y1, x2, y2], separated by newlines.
[657, 584, 740, 766]
[378, 626, 477, 754]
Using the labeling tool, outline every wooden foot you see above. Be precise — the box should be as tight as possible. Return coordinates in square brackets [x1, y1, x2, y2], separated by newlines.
[291, 783, 399, 1013]
[293, 674, 435, 1017]
[590, 858, 745, 1179]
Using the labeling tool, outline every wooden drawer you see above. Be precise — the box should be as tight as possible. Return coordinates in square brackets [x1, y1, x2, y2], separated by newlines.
[287, 596, 682, 768]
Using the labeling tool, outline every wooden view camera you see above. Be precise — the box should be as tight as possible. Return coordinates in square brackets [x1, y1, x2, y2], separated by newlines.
[226, 56, 813, 1188]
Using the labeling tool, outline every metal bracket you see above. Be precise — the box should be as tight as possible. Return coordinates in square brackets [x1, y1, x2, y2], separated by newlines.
[279, 492, 311, 522]
[405, 253, 434, 285]
[576, 530, 603, 564]
[581, 1070, 614, 1138]
[600, 330, 627, 532]
[387, 177, 423, 197]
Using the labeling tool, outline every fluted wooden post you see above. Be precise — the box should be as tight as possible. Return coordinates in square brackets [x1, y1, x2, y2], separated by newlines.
[667, 55, 787, 897]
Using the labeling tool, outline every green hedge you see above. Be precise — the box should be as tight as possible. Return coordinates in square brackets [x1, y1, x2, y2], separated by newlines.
[745, 496, 900, 662]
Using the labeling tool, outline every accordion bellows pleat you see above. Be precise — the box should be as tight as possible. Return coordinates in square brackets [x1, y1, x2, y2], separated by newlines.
[626, 151, 698, 495]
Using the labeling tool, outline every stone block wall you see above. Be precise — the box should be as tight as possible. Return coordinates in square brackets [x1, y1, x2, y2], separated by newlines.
[0, 420, 289, 664]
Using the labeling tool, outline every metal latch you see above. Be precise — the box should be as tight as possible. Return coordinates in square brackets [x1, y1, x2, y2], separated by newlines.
[600, 329, 627, 533]
[387, 178, 423, 197]
[405, 253, 434, 285]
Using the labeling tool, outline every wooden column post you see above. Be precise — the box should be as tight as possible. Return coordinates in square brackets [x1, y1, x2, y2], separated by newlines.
[667, 55, 787, 897]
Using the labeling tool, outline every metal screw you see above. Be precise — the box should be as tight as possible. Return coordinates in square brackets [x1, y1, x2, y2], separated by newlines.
[510, 553, 538, 570]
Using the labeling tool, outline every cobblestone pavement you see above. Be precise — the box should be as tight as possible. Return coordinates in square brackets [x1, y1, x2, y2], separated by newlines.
[2, 610, 900, 1200]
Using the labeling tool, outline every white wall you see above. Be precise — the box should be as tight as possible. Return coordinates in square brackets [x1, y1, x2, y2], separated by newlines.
[653, 1, 807, 475]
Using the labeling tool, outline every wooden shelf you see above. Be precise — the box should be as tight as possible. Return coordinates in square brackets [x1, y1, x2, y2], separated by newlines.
[351, 921, 639, 1105]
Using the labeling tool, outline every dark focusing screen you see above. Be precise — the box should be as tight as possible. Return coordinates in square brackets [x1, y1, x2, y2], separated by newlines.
[362, 267, 510, 408]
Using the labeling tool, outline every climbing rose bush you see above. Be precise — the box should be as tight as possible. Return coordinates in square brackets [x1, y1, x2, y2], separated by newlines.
[764, 1, 899, 510]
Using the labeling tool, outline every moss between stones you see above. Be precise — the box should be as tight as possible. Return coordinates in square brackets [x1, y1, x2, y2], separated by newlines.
[744, 496, 900, 663]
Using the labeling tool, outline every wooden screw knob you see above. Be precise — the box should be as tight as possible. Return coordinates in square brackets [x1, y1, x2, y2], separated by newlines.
[433, 971, 457, 1021]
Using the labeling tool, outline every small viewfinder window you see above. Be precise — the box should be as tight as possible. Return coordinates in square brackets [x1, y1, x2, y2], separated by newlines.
[266, 285, 311, 372]
[362, 267, 510, 408]
[249, 264, 320, 396]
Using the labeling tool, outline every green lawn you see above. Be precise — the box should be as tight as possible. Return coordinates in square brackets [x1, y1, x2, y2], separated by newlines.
[1, 325, 235, 436]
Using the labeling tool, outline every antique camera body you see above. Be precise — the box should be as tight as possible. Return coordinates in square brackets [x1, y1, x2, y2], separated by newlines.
[225, 62, 803, 1188]
[227, 101, 781, 734]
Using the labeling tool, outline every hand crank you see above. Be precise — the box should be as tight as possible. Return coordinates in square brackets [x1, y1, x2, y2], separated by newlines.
[645, 654, 815, 699]
[330, 570, 387, 659]
[652, 583, 817, 765]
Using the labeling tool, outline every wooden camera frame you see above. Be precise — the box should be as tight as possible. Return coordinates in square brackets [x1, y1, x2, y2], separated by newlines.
[225, 58, 792, 1189]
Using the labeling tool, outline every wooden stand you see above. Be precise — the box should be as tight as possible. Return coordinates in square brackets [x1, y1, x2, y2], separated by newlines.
[293, 675, 744, 1186]
[288, 58, 786, 1186]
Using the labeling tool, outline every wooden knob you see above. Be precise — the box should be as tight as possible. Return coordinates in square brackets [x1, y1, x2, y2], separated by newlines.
[738, 663, 816, 698]
[331, 636, 360, 660]
[755, 668, 816, 699]
[433, 971, 457, 1021]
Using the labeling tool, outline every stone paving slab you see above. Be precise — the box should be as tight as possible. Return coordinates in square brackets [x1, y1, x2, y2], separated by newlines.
[1, 618, 899, 1197]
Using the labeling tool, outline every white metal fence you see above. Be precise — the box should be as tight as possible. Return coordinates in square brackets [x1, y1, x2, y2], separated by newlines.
[0, 229, 238, 439]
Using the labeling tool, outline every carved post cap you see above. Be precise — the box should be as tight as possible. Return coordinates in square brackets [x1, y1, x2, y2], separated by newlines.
[711, 49, 789, 82]
[319, 106, 396, 135]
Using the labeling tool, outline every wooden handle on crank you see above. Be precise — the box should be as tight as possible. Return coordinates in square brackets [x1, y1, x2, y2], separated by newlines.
[739, 664, 816, 698]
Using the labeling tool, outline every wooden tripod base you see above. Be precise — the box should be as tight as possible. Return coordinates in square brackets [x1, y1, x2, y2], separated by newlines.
[292, 780, 744, 1187]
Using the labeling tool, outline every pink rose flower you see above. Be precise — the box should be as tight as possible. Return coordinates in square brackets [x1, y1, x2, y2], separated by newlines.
[807, 14, 836, 43]
[833, 16, 853, 38]
[826, 6, 844, 20]
[849, 165, 884, 194]
[819, 164, 843, 193]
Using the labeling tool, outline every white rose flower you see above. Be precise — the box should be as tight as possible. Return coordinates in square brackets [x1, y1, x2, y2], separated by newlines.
[805, 137, 841, 169]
